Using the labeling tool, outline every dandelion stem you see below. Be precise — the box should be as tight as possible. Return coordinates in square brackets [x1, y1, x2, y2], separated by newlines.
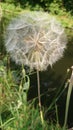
[37, 70, 44, 125]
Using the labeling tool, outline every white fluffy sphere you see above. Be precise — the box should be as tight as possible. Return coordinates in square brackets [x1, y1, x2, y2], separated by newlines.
[5, 11, 67, 71]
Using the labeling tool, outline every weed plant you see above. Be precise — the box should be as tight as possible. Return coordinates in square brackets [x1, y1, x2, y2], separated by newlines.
[0, 3, 73, 130]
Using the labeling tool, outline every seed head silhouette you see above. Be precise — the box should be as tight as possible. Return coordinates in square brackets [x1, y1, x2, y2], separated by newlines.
[5, 11, 67, 71]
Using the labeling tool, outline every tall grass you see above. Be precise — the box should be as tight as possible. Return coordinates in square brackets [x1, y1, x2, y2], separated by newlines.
[0, 58, 48, 130]
[0, 56, 69, 130]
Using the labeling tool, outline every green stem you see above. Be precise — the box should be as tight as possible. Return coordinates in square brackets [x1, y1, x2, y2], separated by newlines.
[37, 70, 44, 125]
[63, 70, 73, 129]
[0, 117, 15, 128]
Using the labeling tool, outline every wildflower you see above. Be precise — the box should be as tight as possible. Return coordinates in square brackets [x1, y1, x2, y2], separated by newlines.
[5, 11, 67, 125]
[5, 11, 67, 71]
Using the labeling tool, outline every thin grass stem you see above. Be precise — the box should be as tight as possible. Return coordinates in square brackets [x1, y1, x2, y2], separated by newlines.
[36, 70, 44, 125]
[63, 68, 73, 129]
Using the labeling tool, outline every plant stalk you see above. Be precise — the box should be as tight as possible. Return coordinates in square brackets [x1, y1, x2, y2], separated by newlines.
[37, 70, 44, 125]
[63, 69, 73, 129]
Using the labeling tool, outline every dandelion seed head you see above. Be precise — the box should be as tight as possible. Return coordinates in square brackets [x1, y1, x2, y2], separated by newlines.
[5, 11, 67, 71]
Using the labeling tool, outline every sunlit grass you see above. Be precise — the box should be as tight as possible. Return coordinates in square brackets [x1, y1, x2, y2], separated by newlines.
[1, 2, 73, 29]
[0, 56, 69, 130]
[0, 59, 47, 130]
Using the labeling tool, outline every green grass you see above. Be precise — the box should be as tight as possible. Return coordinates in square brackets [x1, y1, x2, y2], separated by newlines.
[0, 57, 68, 130]
[0, 2, 73, 29]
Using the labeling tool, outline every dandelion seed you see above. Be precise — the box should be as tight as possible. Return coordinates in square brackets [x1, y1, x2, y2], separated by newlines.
[5, 11, 67, 71]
